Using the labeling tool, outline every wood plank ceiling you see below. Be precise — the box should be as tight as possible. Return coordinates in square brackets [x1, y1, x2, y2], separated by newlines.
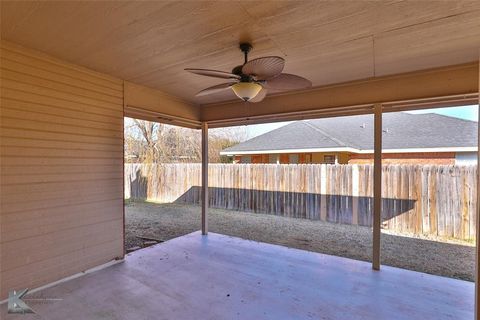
[1, 0, 480, 105]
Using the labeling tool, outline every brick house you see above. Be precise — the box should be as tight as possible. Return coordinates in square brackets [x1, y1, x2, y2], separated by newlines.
[221, 112, 477, 165]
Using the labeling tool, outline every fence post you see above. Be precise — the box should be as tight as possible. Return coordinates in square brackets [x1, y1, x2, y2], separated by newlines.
[352, 165, 359, 225]
[373, 103, 382, 271]
[201, 122, 208, 235]
[320, 164, 327, 221]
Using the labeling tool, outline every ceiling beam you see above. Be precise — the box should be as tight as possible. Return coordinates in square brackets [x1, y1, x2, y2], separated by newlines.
[201, 62, 479, 127]
[124, 81, 201, 128]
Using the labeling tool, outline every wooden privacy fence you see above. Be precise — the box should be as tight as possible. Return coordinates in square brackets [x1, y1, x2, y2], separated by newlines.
[125, 163, 477, 240]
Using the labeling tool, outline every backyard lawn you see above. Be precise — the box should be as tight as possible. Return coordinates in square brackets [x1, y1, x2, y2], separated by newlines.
[125, 201, 475, 281]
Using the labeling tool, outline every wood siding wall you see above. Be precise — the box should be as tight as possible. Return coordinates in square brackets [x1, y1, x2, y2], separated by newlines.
[0, 41, 124, 299]
[125, 163, 477, 241]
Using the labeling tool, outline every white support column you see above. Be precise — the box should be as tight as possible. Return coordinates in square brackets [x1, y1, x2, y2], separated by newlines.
[475, 60, 479, 320]
[201, 122, 208, 235]
[373, 103, 382, 270]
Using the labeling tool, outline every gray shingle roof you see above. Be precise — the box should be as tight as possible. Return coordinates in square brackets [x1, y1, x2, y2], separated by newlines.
[221, 112, 477, 154]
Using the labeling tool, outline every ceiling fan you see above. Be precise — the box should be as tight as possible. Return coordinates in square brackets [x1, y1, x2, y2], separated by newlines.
[185, 43, 312, 103]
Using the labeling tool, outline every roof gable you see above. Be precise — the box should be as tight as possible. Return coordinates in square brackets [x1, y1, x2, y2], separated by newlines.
[222, 112, 478, 154]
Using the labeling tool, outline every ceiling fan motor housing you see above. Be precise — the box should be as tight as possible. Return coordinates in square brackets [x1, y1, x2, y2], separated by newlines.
[231, 65, 243, 76]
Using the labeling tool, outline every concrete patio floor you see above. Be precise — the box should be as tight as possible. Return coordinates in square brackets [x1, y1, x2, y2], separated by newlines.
[2, 231, 474, 320]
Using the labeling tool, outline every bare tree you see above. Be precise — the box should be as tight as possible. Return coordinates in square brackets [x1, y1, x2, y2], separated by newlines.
[124, 118, 246, 163]
[209, 126, 248, 162]
[133, 119, 159, 163]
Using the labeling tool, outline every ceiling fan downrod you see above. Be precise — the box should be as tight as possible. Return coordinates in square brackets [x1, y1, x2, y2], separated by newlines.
[232, 43, 254, 79]
[239, 42, 253, 64]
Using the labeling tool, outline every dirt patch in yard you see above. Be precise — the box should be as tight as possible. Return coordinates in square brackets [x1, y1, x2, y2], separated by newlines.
[125, 201, 475, 281]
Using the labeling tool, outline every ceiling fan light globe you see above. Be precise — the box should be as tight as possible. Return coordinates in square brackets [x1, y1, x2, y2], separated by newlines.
[231, 82, 262, 102]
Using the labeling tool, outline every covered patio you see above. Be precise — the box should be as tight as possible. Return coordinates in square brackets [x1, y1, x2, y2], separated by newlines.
[1, 232, 474, 319]
[1, 1, 479, 319]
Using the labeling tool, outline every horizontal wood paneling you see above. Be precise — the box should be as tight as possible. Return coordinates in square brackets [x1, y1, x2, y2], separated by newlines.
[0, 238, 123, 297]
[2, 202, 122, 244]
[1, 78, 121, 110]
[1, 88, 123, 117]
[1, 107, 122, 131]
[1, 58, 123, 97]
[2, 117, 123, 138]
[1, 156, 122, 167]
[1, 137, 122, 152]
[2, 190, 123, 214]
[1, 68, 123, 104]
[2, 164, 123, 175]
[0, 146, 123, 159]
[2, 179, 123, 198]
[1, 44, 122, 90]
[0, 41, 124, 299]
[1, 172, 122, 185]
[1, 127, 123, 146]
[1, 97, 123, 123]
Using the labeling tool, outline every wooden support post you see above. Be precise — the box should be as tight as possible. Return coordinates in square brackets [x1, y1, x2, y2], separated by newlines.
[373, 103, 382, 270]
[475, 60, 479, 320]
[201, 122, 208, 235]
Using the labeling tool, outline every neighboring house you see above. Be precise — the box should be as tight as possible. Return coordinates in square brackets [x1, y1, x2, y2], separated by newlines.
[220, 113, 478, 165]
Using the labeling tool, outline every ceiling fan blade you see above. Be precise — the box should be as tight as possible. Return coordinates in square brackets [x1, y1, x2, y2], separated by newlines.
[186, 68, 241, 80]
[242, 56, 285, 80]
[250, 88, 267, 103]
[196, 82, 235, 97]
[263, 73, 312, 91]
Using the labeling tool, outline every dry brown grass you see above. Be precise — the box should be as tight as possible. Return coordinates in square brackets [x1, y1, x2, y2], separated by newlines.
[125, 201, 474, 281]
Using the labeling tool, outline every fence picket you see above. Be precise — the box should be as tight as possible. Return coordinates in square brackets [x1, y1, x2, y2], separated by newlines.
[125, 163, 477, 241]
